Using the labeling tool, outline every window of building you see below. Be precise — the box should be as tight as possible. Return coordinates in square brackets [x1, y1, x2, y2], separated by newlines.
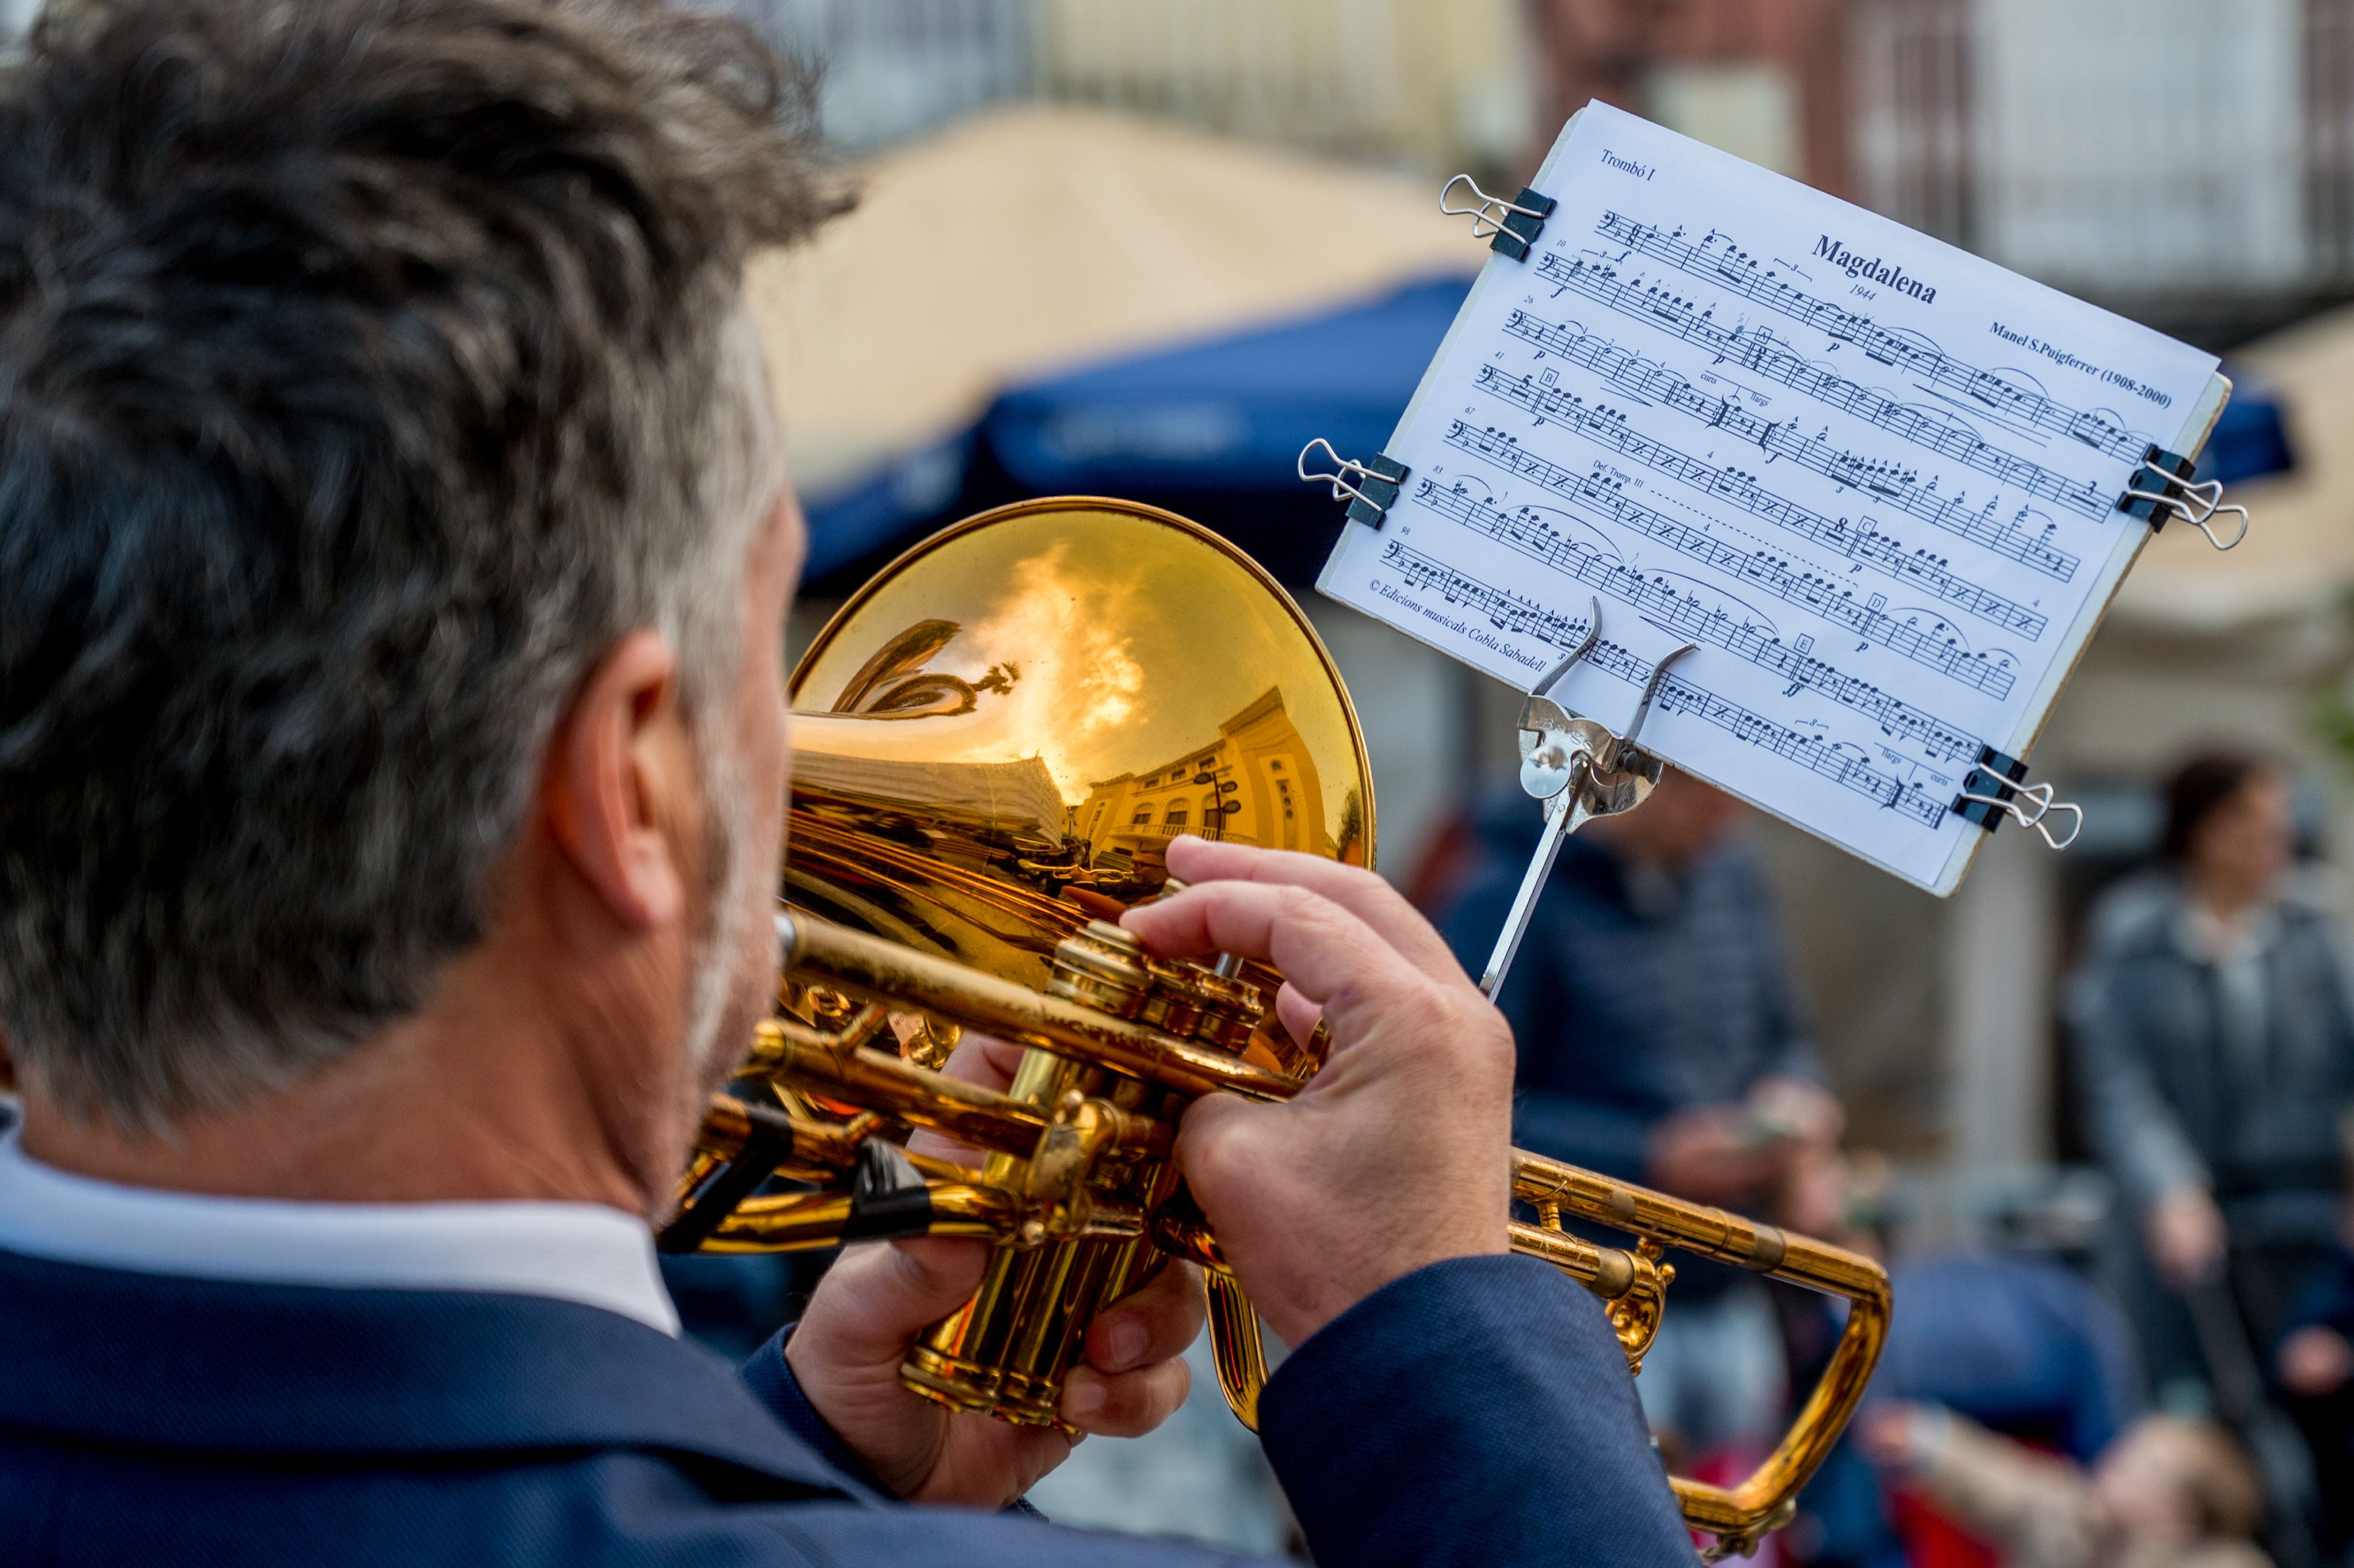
[1165, 806, 1188, 827]
[1131, 808, 1153, 825]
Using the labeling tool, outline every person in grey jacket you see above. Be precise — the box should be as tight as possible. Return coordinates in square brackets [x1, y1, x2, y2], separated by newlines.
[2071, 752, 2354, 1394]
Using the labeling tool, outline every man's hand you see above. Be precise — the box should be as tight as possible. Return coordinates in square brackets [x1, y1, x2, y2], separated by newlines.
[2279, 1325, 2354, 1397]
[1646, 1076, 1843, 1207]
[1644, 1106, 1783, 1205]
[1120, 837, 1514, 1351]
[2144, 1184, 2227, 1290]
[785, 1033, 1205, 1507]
[1747, 1075, 1844, 1150]
[1855, 1401, 1934, 1472]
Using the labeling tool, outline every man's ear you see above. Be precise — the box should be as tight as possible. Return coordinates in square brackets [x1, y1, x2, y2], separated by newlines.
[544, 630, 692, 932]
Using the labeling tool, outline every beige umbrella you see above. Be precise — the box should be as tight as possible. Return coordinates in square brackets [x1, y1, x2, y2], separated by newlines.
[745, 104, 1478, 499]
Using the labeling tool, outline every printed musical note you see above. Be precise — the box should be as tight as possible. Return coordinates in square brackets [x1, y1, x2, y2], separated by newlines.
[1465, 370, 2080, 582]
[1378, 540, 1952, 830]
[1592, 211, 2150, 466]
[1435, 423, 2045, 638]
[1526, 257, 2123, 502]
[1495, 307, 2112, 520]
[1414, 475, 2012, 724]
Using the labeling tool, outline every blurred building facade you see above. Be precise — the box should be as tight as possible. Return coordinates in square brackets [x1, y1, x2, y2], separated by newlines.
[1527, 0, 2354, 340]
[735, 0, 1534, 177]
[721, 0, 2354, 338]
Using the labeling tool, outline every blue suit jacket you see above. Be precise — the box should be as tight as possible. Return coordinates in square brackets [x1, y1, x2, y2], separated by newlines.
[0, 1245, 1692, 1567]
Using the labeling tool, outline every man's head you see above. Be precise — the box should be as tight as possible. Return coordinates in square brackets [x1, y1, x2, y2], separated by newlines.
[2163, 750, 2294, 911]
[0, 0, 836, 1200]
[2092, 1415, 2263, 1545]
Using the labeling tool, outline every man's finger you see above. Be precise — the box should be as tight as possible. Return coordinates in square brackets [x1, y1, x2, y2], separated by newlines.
[1121, 879, 1418, 1017]
[1175, 1091, 1277, 1203]
[810, 1238, 990, 1357]
[1273, 985, 1323, 1052]
[1085, 1259, 1205, 1375]
[1060, 1358, 1191, 1439]
[932, 1029, 1026, 1091]
[1163, 837, 1468, 985]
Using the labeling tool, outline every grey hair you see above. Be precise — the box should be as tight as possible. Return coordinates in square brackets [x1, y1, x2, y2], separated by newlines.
[0, 0, 839, 1128]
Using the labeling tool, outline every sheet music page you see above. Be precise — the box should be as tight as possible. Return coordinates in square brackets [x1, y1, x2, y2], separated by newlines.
[1318, 102, 2221, 893]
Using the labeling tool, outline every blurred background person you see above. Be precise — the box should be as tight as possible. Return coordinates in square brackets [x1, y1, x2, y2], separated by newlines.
[1864, 1404, 2270, 1568]
[1431, 766, 1844, 1466]
[2070, 752, 2354, 1411]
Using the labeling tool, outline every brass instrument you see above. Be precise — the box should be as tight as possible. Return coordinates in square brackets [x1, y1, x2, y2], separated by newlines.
[669, 497, 1889, 1557]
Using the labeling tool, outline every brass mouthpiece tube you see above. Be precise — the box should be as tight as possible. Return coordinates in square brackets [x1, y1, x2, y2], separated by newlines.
[692, 1093, 967, 1184]
[746, 1016, 1175, 1164]
[779, 914, 1300, 1102]
[748, 1017, 1051, 1159]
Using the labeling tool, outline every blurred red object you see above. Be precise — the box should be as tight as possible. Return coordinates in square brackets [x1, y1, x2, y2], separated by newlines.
[1890, 1484, 2002, 1568]
[1686, 1447, 1788, 1568]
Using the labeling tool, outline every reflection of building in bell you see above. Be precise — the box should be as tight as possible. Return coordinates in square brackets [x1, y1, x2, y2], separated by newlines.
[793, 750, 1068, 848]
[1074, 687, 1356, 861]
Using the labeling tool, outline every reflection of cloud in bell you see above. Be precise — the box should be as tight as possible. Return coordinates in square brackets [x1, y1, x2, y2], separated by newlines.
[951, 540, 1145, 802]
[791, 509, 1372, 855]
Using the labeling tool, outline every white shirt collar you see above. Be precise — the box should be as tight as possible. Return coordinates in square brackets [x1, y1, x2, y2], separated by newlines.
[0, 1118, 680, 1336]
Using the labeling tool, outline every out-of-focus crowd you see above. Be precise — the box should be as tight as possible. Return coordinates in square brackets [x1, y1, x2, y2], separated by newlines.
[1413, 750, 2354, 1568]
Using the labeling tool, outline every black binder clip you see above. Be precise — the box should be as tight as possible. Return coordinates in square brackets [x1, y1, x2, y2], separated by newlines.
[1298, 438, 1409, 529]
[1951, 745, 2082, 850]
[2117, 445, 2249, 551]
[1439, 175, 1557, 262]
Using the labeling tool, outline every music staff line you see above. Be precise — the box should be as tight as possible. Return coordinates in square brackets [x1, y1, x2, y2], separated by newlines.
[1592, 210, 2150, 466]
[1440, 395, 2045, 640]
[1472, 363, 2081, 582]
[1530, 253, 2104, 509]
[1414, 471, 2012, 727]
[1495, 305, 2111, 523]
[1378, 539, 1953, 832]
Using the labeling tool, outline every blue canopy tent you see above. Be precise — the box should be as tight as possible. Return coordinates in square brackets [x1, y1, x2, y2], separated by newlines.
[2200, 368, 2295, 488]
[801, 275, 2295, 592]
[800, 275, 1472, 590]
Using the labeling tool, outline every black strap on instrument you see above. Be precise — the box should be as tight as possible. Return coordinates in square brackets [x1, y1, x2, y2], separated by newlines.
[842, 1140, 934, 1244]
[657, 1102, 799, 1255]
